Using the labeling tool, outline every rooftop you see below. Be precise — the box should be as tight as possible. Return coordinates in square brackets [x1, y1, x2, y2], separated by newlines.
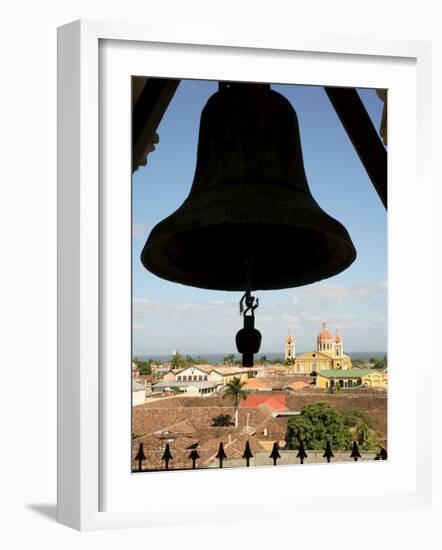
[318, 369, 374, 378]
[243, 379, 273, 390]
[153, 381, 218, 389]
[284, 381, 310, 390]
[240, 395, 287, 412]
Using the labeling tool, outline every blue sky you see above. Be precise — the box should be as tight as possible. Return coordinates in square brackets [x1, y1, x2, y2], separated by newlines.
[132, 80, 387, 356]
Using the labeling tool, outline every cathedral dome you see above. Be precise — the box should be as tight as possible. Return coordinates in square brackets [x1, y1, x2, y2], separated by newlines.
[317, 322, 333, 341]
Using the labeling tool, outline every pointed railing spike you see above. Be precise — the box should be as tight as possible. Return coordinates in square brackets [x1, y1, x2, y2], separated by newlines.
[269, 442, 281, 466]
[375, 447, 388, 460]
[243, 441, 254, 467]
[188, 449, 200, 469]
[162, 443, 173, 470]
[216, 442, 227, 468]
[350, 441, 361, 462]
[297, 440, 308, 464]
[135, 443, 146, 472]
[323, 441, 334, 463]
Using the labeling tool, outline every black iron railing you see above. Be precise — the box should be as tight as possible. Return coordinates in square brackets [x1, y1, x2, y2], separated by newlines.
[133, 440, 387, 472]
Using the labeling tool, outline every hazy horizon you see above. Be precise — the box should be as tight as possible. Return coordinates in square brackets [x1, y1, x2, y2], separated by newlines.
[134, 350, 387, 361]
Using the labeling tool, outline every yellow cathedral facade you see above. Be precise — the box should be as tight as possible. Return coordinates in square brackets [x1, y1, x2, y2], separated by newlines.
[284, 322, 352, 374]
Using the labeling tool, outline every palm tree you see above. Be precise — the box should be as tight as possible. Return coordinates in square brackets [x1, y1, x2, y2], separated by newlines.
[258, 355, 268, 366]
[222, 377, 248, 428]
[343, 410, 379, 450]
[171, 353, 182, 369]
[223, 353, 236, 366]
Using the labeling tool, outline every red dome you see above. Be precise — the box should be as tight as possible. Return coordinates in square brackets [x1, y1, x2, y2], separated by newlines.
[317, 322, 333, 341]
[286, 334, 294, 344]
[334, 334, 342, 343]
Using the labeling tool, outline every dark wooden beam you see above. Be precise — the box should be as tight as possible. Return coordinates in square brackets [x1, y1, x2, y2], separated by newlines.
[132, 78, 180, 172]
[324, 87, 387, 209]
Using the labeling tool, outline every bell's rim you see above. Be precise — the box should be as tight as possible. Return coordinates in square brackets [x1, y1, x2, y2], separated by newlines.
[141, 219, 357, 291]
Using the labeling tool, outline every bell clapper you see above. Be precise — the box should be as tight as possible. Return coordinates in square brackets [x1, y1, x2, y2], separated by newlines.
[236, 287, 262, 368]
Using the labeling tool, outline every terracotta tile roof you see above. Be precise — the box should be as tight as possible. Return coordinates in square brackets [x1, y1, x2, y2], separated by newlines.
[240, 395, 287, 411]
[243, 379, 272, 391]
[284, 381, 310, 390]
[131, 402, 285, 470]
[152, 419, 197, 436]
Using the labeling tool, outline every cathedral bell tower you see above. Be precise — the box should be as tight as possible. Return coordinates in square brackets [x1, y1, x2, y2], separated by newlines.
[284, 331, 295, 361]
[333, 330, 343, 358]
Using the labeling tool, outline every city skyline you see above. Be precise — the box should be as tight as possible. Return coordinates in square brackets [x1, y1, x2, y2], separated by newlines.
[132, 80, 387, 355]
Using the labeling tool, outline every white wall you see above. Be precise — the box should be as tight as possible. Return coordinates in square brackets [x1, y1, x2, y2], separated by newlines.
[132, 389, 146, 407]
[1, 0, 441, 548]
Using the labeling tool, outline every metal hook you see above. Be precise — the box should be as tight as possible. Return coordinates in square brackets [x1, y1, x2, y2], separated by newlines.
[239, 290, 259, 317]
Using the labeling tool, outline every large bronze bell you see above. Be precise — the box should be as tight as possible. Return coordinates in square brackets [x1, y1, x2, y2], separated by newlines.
[141, 82, 356, 291]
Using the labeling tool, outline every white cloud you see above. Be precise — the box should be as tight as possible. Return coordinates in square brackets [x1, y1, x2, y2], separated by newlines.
[132, 282, 387, 355]
[292, 281, 387, 306]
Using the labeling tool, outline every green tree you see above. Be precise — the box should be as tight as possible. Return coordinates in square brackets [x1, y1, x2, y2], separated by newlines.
[171, 352, 185, 369]
[133, 358, 152, 375]
[341, 410, 380, 450]
[222, 377, 248, 428]
[286, 402, 352, 451]
[258, 355, 268, 366]
[223, 353, 237, 366]
[372, 358, 386, 370]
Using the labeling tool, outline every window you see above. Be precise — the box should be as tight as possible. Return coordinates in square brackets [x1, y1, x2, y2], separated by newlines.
[204, 375, 208, 381]
[177, 376, 181, 381]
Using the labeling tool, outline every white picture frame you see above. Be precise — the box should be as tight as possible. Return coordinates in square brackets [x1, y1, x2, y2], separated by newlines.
[57, 19, 433, 531]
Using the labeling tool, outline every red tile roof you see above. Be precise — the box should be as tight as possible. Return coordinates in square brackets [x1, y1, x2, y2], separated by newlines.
[240, 395, 287, 411]
[285, 381, 310, 390]
[243, 379, 272, 391]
